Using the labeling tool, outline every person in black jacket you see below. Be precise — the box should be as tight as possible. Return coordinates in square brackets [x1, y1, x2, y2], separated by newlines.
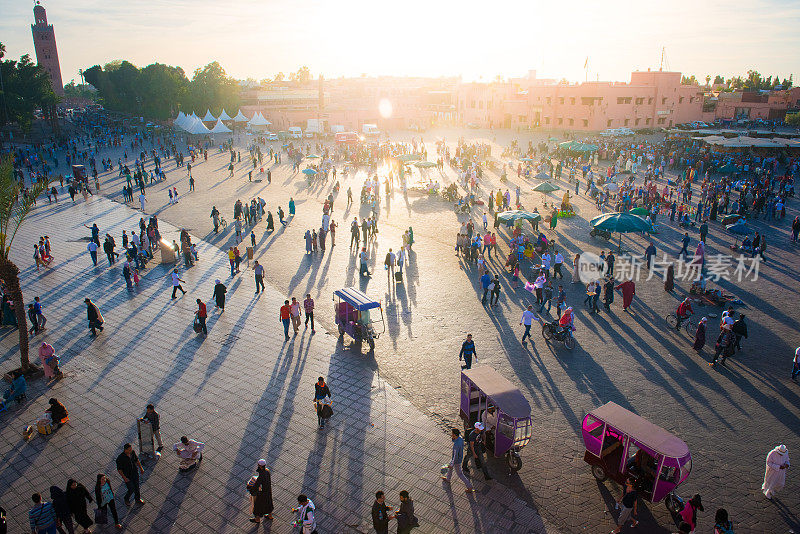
[85, 299, 104, 335]
[314, 377, 332, 429]
[65, 479, 93, 533]
[49, 486, 75, 534]
[395, 491, 416, 534]
[732, 314, 748, 352]
[213, 280, 227, 312]
[249, 460, 274, 523]
[371, 491, 393, 534]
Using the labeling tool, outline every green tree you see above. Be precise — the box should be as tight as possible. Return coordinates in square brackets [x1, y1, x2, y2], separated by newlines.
[786, 113, 800, 127]
[63, 81, 97, 101]
[0, 155, 49, 372]
[139, 63, 188, 119]
[681, 74, 697, 85]
[185, 61, 240, 115]
[713, 75, 725, 85]
[0, 45, 58, 131]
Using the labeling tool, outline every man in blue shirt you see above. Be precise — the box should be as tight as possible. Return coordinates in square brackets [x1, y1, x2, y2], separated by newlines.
[28, 493, 57, 534]
[441, 428, 474, 492]
[480, 271, 492, 305]
[459, 334, 476, 369]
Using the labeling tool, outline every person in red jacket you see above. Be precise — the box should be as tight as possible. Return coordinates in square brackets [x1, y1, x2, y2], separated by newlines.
[676, 298, 694, 329]
[195, 299, 207, 335]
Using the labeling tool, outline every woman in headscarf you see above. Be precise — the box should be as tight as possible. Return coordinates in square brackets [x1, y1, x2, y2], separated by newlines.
[39, 342, 62, 381]
[46, 398, 69, 428]
[213, 280, 227, 312]
[693, 318, 707, 353]
[85, 298, 104, 336]
[65, 479, 93, 533]
[664, 264, 674, 292]
[49, 485, 75, 534]
[762, 444, 790, 499]
[249, 460, 274, 523]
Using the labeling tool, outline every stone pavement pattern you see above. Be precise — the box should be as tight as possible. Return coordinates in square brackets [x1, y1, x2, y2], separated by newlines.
[8, 127, 800, 533]
[0, 196, 556, 533]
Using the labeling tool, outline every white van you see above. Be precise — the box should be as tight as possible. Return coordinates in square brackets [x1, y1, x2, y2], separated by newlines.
[288, 126, 302, 139]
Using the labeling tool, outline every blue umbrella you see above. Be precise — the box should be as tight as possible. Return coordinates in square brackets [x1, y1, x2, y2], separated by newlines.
[520, 157, 534, 162]
[302, 168, 318, 176]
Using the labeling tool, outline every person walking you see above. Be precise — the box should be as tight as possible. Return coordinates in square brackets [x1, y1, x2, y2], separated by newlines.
[94, 474, 121, 530]
[459, 334, 476, 369]
[359, 247, 370, 276]
[714, 508, 734, 534]
[480, 270, 492, 305]
[394, 491, 416, 534]
[304, 294, 315, 333]
[29, 493, 58, 534]
[731, 313, 748, 352]
[87, 241, 98, 267]
[441, 428, 474, 492]
[520, 304, 535, 345]
[489, 274, 501, 307]
[292, 495, 316, 534]
[85, 299, 104, 336]
[65, 479, 93, 534]
[762, 444, 790, 499]
[253, 262, 265, 294]
[678, 494, 703, 533]
[249, 460, 274, 523]
[170, 270, 186, 299]
[279, 300, 291, 340]
[116, 443, 144, 506]
[195, 299, 207, 336]
[213, 280, 226, 312]
[693, 317, 707, 353]
[314, 376, 332, 429]
[290, 297, 302, 335]
[792, 346, 800, 381]
[371, 491, 394, 534]
[48, 486, 75, 534]
[384, 249, 396, 282]
[615, 279, 636, 312]
[610, 478, 638, 533]
[462, 422, 491, 480]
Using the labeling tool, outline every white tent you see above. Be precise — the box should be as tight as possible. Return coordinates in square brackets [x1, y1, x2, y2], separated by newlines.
[248, 112, 271, 127]
[233, 110, 249, 123]
[210, 119, 232, 134]
[218, 109, 232, 121]
[180, 116, 212, 134]
[173, 112, 188, 129]
[202, 109, 216, 122]
[189, 112, 199, 120]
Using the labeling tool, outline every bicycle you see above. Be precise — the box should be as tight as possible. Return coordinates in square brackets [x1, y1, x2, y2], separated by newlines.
[665, 313, 696, 335]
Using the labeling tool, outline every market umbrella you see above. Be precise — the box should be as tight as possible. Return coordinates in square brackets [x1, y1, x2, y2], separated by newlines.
[306, 154, 321, 159]
[533, 182, 561, 193]
[726, 220, 753, 245]
[590, 211, 655, 250]
[414, 161, 437, 168]
[302, 168, 318, 176]
[717, 163, 738, 174]
[397, 154, 419, 162]
[629, 207, 649, 217]
[535, 172, 551, 181]
[720, 214, 743, 225]
[496, 210, 542, 226]
[520, 157, 534, 162]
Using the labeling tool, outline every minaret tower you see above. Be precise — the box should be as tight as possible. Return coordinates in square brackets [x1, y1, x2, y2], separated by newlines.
[31, 1, 64, 95]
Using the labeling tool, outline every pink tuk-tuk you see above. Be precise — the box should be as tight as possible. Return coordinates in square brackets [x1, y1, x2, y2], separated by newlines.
[460, 367, 532, 471]
[582, 402, 692, 512]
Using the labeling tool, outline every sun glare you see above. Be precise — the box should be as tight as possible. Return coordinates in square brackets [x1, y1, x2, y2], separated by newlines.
[378, 98, 393, 119]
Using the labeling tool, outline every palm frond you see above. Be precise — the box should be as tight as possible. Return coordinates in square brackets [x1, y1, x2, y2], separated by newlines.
[0, 154, 49, 258]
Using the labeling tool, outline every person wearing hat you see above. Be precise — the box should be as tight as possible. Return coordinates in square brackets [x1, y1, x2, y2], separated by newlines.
[762, 444, 790, 499]
[462, 421, 491, 481]
[678, 494, 704, 532]
[248, 459, 273, 523]
[85, 298, 104, 336]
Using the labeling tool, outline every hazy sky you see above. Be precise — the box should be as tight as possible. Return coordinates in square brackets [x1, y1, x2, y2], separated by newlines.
[2, 0, 799, 85]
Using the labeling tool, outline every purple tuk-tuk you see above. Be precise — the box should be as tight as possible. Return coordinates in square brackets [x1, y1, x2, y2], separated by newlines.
[460, 367, 532, 471]
[333, 287, 384, 351]
[582, 402, 692, 511]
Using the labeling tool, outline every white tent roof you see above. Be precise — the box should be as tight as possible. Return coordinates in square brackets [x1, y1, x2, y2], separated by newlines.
[174, 113, 188, 129]
[202, 109, 216, 122]
[180, 116, 212, 134]
[233, 110, 249, 122]
[218, 109, 232, 121]
[189, 112, 199, 120]
[210, 119, 232, 134]
[248, 112, 271, 126]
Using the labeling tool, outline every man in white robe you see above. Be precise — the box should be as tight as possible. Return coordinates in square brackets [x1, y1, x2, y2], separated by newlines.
[762, 444, 790, 499]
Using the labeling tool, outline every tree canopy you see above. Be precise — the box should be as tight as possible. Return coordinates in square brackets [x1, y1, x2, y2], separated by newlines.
[0, 42, 59, 131]
[83, 60, 240, 120]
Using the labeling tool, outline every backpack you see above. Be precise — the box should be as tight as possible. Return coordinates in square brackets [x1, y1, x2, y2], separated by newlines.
[715, 521, 734, 534]
[246, 476, 258, 496]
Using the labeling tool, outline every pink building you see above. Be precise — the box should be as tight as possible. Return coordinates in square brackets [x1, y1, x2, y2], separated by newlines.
[31, 2, 64, 96]
[714, 88, 800, 121]
[457, 71, 705, 131]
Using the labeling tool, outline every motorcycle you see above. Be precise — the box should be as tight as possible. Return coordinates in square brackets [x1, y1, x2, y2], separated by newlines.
[541, 320, 575, 350]
[590, 227, 611, 240]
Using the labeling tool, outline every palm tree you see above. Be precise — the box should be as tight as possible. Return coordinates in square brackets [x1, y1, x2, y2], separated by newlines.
[0, 154, 48, 372]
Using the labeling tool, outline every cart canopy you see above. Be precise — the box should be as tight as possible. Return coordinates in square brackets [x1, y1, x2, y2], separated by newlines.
[334, 287, 381, 311]
[463, 367, 531, 419]
[588, 402, 689, 459]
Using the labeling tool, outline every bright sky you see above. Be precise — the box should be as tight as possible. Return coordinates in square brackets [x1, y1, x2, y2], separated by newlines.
[1, 0, 798, 85]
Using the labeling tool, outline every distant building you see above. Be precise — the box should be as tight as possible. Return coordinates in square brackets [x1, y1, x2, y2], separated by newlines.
[31, 1, 64, 95]
[714, 88, 800, 121]
[457, 70, 705, 131]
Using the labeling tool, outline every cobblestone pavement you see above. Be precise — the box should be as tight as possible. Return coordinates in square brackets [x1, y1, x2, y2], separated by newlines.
[0, 196, 555, 533]
[5, 126, 800, 533]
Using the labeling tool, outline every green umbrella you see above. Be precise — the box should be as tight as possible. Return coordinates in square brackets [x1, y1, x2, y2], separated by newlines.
[496, 210, 542, 226]
[413, 161, 437, 168]
[533, 182, 561, 193]
[629, 207, 649, 217]
[397, 154, 419, 162]
[591, 211, 655, 250]
[306, 154, 321, 159]
[558, 141, 578, 150]
[717, 163, 738, 174]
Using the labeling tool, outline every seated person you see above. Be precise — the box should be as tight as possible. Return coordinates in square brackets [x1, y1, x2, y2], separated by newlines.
[559, 307, 574, 334]
[3, 371, 27, 404]
[481, 406, 498, 451]
[46, 398, 68, 427]
[174, 436, 205, 470]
